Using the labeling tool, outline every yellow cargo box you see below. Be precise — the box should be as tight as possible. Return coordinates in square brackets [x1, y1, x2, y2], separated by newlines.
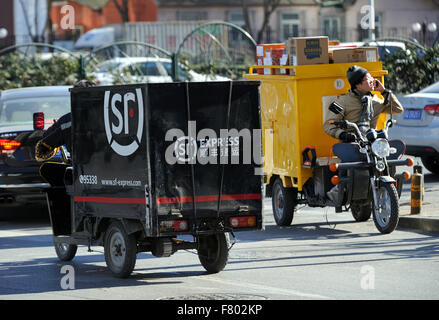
[245, 61, 388, 192]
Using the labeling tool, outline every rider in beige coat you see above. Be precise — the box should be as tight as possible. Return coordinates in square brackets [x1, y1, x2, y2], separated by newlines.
[324, 65, 404, 142]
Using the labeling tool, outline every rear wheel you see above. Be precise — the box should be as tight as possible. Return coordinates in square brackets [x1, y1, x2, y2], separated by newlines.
[54, 242, 77, 261]
[198, 233, 229, 274]
[272, 178, 297, 226]
[351, 202, 372, 222]
[421, 156, 439, 175]
[104, 221, 137, 278]
[373, 183, 399, 234]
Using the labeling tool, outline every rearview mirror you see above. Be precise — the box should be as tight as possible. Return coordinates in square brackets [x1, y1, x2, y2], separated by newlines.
[329, 101, 344, 115]
[33, 112, 45, 130]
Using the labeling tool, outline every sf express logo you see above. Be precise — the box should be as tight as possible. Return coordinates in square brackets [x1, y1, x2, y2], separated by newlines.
[103, 89, 144, 156]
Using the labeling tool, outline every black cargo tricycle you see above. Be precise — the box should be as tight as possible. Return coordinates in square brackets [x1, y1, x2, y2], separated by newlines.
[41, 81, 263, 278]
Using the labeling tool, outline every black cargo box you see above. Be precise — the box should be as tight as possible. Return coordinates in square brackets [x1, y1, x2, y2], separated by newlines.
[70, 81, 263, 236]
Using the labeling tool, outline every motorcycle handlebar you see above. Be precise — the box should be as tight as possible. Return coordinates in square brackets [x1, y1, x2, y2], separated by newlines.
[330, 120, 364, 140]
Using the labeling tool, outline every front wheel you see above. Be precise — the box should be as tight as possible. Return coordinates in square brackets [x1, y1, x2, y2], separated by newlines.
[198, 233, 229, 274]
[54, 242, 77, 261]
[373, 182, 399, 234]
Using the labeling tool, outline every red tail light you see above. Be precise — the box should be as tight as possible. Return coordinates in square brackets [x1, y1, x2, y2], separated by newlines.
[229, 216, 257, 228]
[424, 104, 439, 116]
[160, 219, 189, 232]
[0, 139, 21, 155]
[33, 112, 45, 130]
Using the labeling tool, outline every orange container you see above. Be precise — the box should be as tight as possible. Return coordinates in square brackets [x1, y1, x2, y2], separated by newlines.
[256, 43, 285, 74]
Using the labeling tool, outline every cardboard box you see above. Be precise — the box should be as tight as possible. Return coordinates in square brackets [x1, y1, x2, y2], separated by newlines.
[329, 47, 379, 64]
[272, 49, 289, 75]
[263, 56, 272, 75]
[287, 36, 329, 66]
[256, 43, 285, 74]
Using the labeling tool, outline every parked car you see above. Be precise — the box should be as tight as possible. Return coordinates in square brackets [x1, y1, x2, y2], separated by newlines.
[363, 41, 407, 59]
[388, 81, 439, 174]
[93, 57, 173, 85]
[0, 86, 70, 206]
[332, 41, 408, 59]
[92, 57, 230, 85]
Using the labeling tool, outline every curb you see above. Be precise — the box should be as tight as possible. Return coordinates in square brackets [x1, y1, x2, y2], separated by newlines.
[398, 216, 439, 234]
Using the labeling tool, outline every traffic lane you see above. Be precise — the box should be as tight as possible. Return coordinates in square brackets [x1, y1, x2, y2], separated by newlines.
[1, 205, 438, 300]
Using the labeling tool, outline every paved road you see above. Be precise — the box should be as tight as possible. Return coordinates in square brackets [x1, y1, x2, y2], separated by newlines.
[0, 198, 438, 301]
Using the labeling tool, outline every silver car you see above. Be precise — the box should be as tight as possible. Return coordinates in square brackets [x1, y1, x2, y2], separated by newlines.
[389, 81, 439, 174]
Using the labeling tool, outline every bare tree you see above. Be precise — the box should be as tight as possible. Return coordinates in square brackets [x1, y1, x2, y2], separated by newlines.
[242, 0, 282, 43]
[18, 0, 46, 42]
[112, 0, 130, 23]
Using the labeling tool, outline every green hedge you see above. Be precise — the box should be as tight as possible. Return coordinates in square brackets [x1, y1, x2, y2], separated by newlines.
[2, 46, 438, 94]
[382, 45, 439, 94]
[0, 52, 83, 90]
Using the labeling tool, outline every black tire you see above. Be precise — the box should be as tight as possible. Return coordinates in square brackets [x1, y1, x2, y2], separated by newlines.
[373, 183, 399, 234]
[272, 178, 297, 226]
[54, 242, 77, 261]
[421, 156, 439, 175]
[198, 233, 229, 274]
[104, 221, 137, 278]
[351, 202, 372, 222]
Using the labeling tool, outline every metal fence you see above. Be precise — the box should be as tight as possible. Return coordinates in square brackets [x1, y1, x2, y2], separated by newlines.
[0, 22, 258, 88]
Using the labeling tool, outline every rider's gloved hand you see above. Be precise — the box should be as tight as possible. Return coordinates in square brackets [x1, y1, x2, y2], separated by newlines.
[339, 131, 357, 143]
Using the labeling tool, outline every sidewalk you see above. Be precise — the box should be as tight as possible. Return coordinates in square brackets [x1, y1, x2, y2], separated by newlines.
[397, 194, 439, 234]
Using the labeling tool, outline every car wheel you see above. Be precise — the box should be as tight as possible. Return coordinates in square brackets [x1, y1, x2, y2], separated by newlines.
[421, 156, 439, 175]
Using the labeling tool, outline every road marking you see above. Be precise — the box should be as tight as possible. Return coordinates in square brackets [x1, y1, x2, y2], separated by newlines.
[198, 275, 332, 300]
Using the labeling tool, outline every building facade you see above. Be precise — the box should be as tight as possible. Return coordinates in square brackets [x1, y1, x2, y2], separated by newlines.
[0, 0, 158, 50]
[156, 0, 439, 45]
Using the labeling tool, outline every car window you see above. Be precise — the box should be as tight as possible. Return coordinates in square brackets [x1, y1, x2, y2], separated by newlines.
[161, 62, 188, 81]
[377, 46, 403, 58]
[143, 62, 161, 76]
[97, 61, 122, 73]
[420, 82, 439, 93]
[0, 95, 70, 126]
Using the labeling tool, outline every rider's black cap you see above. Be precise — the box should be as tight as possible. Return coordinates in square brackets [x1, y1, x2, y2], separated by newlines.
[346, 65, 368, 89]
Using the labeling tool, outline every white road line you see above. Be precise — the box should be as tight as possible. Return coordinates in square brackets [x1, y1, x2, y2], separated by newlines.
[198, 276, 332, 300]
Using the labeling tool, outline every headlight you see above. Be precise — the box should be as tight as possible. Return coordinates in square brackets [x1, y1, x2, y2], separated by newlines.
[371, 138, 390, 158]
[376, 161, 386, 172]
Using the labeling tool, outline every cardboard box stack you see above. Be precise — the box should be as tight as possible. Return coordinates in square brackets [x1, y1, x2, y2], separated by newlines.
[254, 36, 380, 76]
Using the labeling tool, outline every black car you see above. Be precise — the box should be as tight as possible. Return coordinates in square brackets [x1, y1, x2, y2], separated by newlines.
[0, 86, 71, 207]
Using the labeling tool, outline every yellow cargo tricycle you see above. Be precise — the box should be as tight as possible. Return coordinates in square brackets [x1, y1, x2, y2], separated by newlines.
[246, 61, 413, 234]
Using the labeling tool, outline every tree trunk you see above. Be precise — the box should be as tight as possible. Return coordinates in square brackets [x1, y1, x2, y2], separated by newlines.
[242, 0, 281, 44]
[113, 0, 130, 23]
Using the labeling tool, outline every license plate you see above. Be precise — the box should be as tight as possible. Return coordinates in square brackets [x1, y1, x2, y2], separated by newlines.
[403, 109, 422, 120]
